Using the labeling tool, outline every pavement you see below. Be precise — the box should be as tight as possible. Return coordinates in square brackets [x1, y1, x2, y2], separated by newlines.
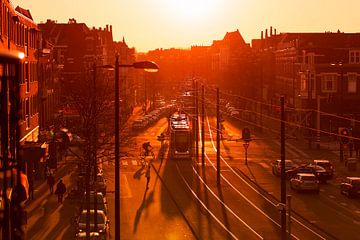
[24, 146, 81, 240]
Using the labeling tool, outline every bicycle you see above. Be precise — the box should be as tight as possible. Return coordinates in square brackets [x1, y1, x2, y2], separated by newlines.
[139, 147, 155, 167]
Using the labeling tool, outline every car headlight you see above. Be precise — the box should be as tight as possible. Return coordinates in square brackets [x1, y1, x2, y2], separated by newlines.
[99, 229, 103, 233]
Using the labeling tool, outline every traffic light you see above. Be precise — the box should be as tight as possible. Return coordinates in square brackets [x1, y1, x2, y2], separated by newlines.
[340, 128, 350, 144]
[242, 127, 251, 142]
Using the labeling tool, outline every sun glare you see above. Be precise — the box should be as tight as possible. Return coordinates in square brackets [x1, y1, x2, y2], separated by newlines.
[164, 0, 219, 22]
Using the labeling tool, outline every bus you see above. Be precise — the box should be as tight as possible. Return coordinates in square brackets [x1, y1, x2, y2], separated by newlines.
[169, 113, 192, 159]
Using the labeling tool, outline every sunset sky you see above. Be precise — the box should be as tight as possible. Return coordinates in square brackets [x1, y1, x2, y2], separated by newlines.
[12, 0, 360, 52]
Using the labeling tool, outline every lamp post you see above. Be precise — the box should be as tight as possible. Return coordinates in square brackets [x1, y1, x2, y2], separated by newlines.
[114, 55, 158, 240]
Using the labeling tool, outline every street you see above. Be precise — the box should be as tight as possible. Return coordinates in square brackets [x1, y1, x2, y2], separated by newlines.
[24, 111, 360, 240]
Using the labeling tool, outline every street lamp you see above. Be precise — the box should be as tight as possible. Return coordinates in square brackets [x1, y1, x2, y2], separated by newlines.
[114, 56, 158, 240]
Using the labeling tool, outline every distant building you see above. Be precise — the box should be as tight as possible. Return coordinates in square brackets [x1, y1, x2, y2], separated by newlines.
[253, 29, 360, 130]
[209, 29, 252, 93]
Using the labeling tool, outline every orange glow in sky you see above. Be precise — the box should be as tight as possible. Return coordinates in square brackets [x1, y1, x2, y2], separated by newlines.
[11, 0, 360, 52]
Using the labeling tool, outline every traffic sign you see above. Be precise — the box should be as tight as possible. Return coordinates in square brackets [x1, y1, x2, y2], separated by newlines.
[339, 127, 350, 144]
[242, 127, 251, 142]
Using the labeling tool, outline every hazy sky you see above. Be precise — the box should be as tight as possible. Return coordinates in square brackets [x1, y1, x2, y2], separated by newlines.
[11, 0, 360, 52]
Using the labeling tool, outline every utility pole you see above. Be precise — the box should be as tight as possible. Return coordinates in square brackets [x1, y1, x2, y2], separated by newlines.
[195, 81, 199, 162]
[287, 195, 292, 240]
[280, 96, 287, 240]
[92, 62, 98, 231]
[307, 70, 312, 149]
[201, 85, 205, 165]
[316, 95, 321, 149]
[216, 88, 221, 185]
[115, 55, 120, 240]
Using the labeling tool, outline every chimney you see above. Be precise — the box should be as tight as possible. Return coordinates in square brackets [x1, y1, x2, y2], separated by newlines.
[270, 26, 273, 36]
[274, 28, 277, 35]
[106, 24, 109, 31]
[261, 31, 263, 40]
[265, 29, 268, 38]
[110, 25, 112, 33]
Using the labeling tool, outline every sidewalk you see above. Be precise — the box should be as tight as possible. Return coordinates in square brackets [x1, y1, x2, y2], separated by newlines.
[24, 146, 80, 221]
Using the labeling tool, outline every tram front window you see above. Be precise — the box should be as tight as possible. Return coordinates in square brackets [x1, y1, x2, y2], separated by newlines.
[175, 132, 189, 152]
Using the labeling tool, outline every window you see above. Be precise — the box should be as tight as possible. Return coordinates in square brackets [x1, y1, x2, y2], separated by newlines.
[25, 98, 30, 128]
[349, 50, 360, 64]
[348, 74, 357, 93]
[25, 62, 29, 92]
[300, 74, 307, 91]
[321, 74, 337, 93]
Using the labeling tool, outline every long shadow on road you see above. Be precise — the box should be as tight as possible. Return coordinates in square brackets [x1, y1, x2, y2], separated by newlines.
[133, 188, 154, 233]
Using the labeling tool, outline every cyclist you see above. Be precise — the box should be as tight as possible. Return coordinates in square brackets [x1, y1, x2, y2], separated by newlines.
[142, 141, 153, 156]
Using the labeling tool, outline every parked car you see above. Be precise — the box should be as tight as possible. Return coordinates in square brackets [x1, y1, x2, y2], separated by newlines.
[81, 192, 108, 215]
[75, 231, 102, 239]
[313, 159, 334, 178]
[132, 119, 145, 130]
[286, 164, 329, 183]
[290, 173, 320, 193]
[272, 159, 297, 176]
[75, 209, 109, 238]
[95, 174, 107, 196]
[340, 177, 360, 198]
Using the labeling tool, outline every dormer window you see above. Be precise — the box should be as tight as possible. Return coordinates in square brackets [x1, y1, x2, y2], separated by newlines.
[349, 50, 360, 64]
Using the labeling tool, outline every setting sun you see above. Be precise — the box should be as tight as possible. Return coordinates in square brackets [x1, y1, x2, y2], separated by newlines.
[163, 0, 220, 22]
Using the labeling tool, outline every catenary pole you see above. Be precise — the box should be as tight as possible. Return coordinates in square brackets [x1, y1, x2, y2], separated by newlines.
[280, 96, 287, 240]
[115, 55, 120, 240]
[216, 88, 220, 185]
[201, 85, 205, 165]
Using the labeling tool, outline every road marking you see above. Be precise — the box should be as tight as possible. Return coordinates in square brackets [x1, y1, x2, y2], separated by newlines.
[310, 220, 317, 224]
[122, 160, 128, 166]
[328, 195, 336, 199]
[353, 220, 360, 225]
[259, 162, 270, 169]
[120, 174, 132, 198]
[340, 202, 348, 206]
[320, 189, 325, 192]
[356, 210, 360, 214]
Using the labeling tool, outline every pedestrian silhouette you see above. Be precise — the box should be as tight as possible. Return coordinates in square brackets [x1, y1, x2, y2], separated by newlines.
[28, 178, 34, 200]
[55, 179, 66, 203]
[146, 165, 151, 189]
[47, 173, 55, 194]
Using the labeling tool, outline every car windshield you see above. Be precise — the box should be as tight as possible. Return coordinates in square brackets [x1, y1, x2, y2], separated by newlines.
[301, 175, 316, 181]
[352, 179, 360, 187]
[79, 212, 105, 224]
[317, 162, 330, 168]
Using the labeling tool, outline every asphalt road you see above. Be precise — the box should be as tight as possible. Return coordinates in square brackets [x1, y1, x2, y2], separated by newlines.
[25, 110, 360, 240]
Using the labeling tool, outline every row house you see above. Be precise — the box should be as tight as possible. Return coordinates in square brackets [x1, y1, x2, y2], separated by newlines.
[209, 30, 252, 95]
[0, 3, 46, 177]
[114, 38, 137, 112]
[253, 29, 360, 132]
[0, 1, 44, 211]
[38, 19, 115, 129]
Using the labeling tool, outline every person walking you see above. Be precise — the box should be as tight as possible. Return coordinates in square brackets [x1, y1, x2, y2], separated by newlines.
[28, 177, 34, 200]
[55, 179, 66, 203]
[47, 173, 55, 194]
[145, 165, 151, 189]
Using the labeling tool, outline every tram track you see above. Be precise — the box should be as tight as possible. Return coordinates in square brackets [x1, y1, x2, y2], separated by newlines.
[204, 113, 337, 240]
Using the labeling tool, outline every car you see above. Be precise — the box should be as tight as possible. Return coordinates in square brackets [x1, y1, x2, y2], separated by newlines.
[81, 192, 108, 215]
[313, 159, 334, 178]
[132, 119, 145, 130]
[340, 177, 360, 198]
[75, 231, 102, 239]
[272, 159, 297, 176]
[290, 173, 320, 193]
[95, 174, 107, 196]
[286, 164, 329, 182]
[75, 210, 109, 238]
